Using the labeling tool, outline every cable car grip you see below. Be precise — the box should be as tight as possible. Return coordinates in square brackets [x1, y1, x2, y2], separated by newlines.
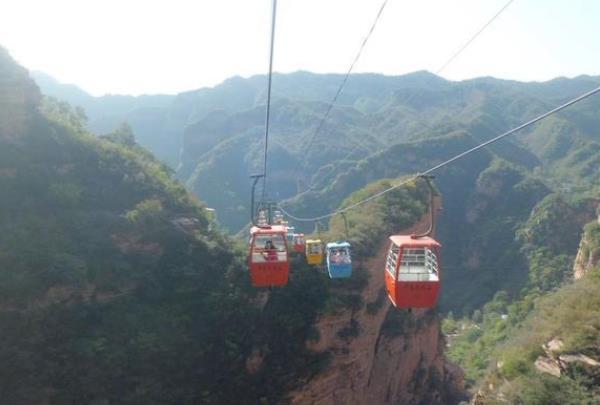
[411, 174, 436, 239]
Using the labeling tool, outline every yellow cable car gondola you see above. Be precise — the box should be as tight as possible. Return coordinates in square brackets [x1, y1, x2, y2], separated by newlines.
[305, 239, 323, 265]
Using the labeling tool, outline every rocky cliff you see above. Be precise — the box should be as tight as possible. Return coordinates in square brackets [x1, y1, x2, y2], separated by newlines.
[573, 206, 600, 279]
[468, 208, 600, 404]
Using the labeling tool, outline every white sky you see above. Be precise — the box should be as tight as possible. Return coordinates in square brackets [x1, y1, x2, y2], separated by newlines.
[1, 0, 599, 96]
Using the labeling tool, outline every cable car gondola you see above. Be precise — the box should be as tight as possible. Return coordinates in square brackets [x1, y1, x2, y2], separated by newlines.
[273, 210, 285, 225]
[293, 233, 305, 253]
[384, 175, 441, 308]
[305, 239, 323, 264]
[286, 226, 295, 244]
[249, 225, 290, 287]
[384, 235, 441, 308]
[326, 242, 352, 278]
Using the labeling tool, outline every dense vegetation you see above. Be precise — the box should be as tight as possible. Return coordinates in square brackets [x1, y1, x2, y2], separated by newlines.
[474, 238, 600, 403]
[1, 46, 441, 403]
[31, 71, 179, 165]
[37, 69, 600, 232]
[0, 48, 333, 404]
[445, 198, 599, 390]
[39, 67, 600, 322]
[24, 46, 600, 403]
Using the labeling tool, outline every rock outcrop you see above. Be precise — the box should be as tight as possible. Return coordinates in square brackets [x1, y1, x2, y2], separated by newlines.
[534, 338, 600, 382]
[573, 208, 600, 280]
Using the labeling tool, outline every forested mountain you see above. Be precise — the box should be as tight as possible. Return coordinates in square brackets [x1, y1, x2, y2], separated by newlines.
[178, 72, 599, 233]
[1, 45, 468, 404]
[16, 44, 600, 403]
[0, 47, 338, 404]
[2, 47, 246, 403]
[32, 72, 178, 165]
[36, 69, 599, 232]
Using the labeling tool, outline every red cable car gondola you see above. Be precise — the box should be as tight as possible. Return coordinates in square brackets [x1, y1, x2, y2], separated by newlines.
[249, 225, 290, 287]
[384, 175, 441, 309]
[384, 235, 441, 308]
[293, 233, 305, 253]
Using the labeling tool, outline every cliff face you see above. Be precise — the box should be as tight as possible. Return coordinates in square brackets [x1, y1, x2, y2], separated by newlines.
[470, 245, 600, 404]
[573, 234, 597, 280]
[573, 208, 600, 279]
[288, 202, 466, 405]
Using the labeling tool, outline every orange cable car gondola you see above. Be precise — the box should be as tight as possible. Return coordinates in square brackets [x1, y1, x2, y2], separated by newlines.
[385, 235, 441, 308]
[384, 175, 442, 308]
[249, 224, 290, 287]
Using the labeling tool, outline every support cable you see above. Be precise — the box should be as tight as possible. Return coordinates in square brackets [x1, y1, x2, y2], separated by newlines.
[288, 0, 516, 200]
[293, 0, 517, 198]
[302, 0, 390, 159]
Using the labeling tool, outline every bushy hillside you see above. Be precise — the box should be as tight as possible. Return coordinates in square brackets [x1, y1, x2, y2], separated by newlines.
[0, 47, 337, 404]
[27, 48, 600, 403]
[32, 71, 179, 165]
[445, 197, 599, 385]
[474, 250, 600, 403]
[2, 47, 455, 404]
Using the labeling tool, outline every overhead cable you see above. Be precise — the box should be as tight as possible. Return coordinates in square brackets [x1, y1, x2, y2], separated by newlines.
[261, 0, 278, 202]
[302, 0, 390, 157]
[278, 84, 600, 222]
[292, 0, 517, 196]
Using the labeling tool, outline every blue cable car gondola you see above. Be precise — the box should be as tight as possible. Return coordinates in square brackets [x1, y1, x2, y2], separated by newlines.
[326, 242, 352, 279]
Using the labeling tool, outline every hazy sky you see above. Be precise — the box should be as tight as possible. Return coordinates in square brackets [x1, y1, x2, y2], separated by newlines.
[1, 0, 598, 96]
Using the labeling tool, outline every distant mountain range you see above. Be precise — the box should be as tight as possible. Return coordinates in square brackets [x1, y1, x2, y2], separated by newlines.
[6, 44, 600, 403]
[33, 70, 600, 234]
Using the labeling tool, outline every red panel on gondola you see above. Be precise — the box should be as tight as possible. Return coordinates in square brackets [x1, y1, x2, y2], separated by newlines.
[293, 233, 305, 253]
[385, 235, 441, 308]
[249, 225, 290, 287]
